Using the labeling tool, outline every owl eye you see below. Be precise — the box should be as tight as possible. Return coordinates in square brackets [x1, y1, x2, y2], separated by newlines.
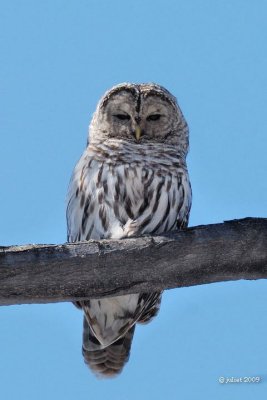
[114, 113, 131, 121]
[147, 114, 161, 121]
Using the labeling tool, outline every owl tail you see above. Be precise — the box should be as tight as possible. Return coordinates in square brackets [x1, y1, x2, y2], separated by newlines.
[82, 317, 135, 377]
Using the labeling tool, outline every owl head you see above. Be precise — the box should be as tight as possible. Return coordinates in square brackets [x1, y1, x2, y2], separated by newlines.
[89, 83, 189, 156]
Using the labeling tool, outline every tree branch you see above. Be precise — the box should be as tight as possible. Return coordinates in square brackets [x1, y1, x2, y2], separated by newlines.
[0, 217, 266, 306]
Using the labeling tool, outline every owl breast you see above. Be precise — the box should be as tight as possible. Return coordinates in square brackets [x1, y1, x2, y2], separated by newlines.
[67, 140, 192, 242]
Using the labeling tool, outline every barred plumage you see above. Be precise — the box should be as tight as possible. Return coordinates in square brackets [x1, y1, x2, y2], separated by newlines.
[67, 83, 191, 377]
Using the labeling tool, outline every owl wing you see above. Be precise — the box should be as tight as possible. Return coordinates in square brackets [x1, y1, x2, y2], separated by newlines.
[66, 152, 110, 242]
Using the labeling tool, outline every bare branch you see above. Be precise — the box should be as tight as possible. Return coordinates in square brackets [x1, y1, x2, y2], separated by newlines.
[0, 218, 266, 306]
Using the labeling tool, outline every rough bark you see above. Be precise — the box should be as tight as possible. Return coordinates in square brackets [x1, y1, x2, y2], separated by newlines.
[0, 218, 266, 306]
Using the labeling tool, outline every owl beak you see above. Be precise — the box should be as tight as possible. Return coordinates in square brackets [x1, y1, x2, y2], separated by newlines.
[135, 126, 142, 141]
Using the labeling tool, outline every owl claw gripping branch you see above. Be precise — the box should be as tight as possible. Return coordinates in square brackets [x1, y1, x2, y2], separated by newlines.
[67, 83, 192, 377]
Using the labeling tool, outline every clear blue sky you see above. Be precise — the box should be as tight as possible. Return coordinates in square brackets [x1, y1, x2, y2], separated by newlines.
[1, 1, 267, 399]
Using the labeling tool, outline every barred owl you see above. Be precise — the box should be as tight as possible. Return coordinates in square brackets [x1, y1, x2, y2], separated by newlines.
[67, 83, 192, 377]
